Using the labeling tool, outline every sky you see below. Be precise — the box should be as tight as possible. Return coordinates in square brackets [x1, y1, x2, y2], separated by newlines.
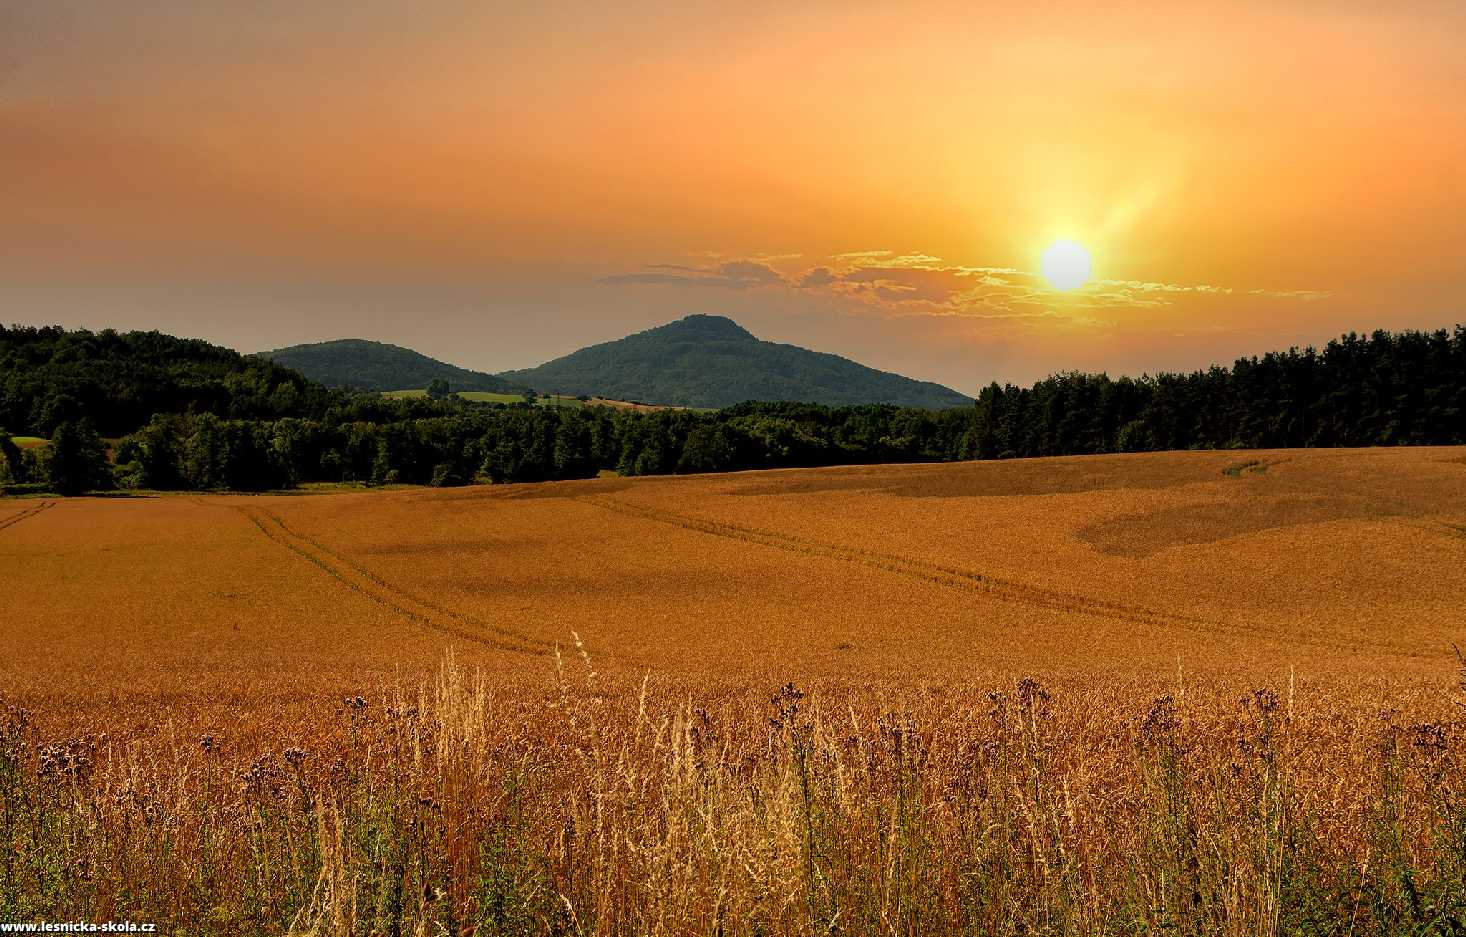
[2, 1, 1464, 394]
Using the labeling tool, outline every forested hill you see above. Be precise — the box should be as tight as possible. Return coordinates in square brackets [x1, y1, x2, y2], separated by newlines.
[4, 322, 1465, 497]
[258, 338, 531, 394]
[0, 325, 337, 438]
[500, 314, 976, 409]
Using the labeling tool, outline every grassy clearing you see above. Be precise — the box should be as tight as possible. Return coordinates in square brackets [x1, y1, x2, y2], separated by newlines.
[292, 480, 420, 494]
[9, 436, 46, 449]
[0, 485, 52, 498]
[386, 389, 585, 407]
[384, 389, 681, 410]
[2, 655, 1463, 934]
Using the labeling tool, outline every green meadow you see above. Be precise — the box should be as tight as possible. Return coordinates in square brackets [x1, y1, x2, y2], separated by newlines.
[386, 389, 584, 407]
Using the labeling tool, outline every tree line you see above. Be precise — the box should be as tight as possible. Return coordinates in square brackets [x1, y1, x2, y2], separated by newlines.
[2, 324, 1463, 495]
[967, 325, 1466, 457]
[0, 403, 977, 494]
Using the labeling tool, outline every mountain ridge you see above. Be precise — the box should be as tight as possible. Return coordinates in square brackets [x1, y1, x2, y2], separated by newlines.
[499, 314, 973, 409]
[257, 338, 530, 394]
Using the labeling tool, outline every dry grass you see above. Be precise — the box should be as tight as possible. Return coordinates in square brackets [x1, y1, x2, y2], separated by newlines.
[2, 447, 1465, 932]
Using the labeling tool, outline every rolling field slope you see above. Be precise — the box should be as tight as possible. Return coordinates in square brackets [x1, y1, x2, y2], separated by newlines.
[4, 446, 1464, 717]
[6, 447, 1466, 931]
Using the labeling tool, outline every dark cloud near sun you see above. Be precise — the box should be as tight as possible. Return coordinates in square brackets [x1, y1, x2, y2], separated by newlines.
[599, 260, 787, 290]
[596, 273, 704, 287]
[644, 263, 707, 273]
[716, 260, 784, 285]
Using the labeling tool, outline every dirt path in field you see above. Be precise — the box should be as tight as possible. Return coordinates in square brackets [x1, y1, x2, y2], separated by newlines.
[231, 503, 551, 658]
[574, 493, 1372, 652]
[0, 500, 54, 533]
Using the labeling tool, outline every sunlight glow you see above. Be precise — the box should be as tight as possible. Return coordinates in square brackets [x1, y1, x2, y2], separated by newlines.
[1041, 240, 1092, 291]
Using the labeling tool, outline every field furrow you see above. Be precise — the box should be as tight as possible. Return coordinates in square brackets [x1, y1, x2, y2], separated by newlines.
[580, 493, 1236, 632]
[250, 505, 553, 651]
[0, 499, 53, 532]
[234, 504, 547, 657]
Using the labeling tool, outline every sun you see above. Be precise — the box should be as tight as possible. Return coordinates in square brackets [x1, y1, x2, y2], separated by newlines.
[1041, 239, 1092, 291]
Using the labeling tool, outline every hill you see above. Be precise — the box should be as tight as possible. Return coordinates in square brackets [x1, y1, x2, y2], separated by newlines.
[0, 325, 333, 438]
[499, 314, 974, 409]
[258, 339, 530, 395]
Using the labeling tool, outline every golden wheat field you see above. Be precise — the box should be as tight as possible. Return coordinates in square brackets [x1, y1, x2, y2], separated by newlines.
[4, 447, 1466, 707]
[3, 448, 1466, 934]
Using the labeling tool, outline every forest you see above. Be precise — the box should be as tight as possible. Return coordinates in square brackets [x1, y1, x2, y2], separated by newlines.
[2, 323, 1464, 494]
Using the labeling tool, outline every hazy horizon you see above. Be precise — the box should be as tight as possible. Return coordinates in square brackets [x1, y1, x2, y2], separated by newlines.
[4, 1, 1463, 395]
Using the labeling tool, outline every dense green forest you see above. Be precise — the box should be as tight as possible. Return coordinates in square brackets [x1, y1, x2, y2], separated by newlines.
[501, 314, 975, 409]
[258, 337, 531, 394]
[2, 323, 1463, 495]
[0, 325, 339, 437]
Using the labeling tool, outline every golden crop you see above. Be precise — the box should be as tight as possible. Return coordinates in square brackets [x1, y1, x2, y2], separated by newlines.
[1, 447, 1464, 933]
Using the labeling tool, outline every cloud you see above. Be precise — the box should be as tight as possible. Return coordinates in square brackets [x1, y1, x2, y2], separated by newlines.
[749, 252, 804, 264]
[1097, 279, 1232, 295]
[884, 253, 945, 267]
[838, 266, 987, 305]
[600, 260, 786, 290]
[598, 272, 705, 287]
[797, 267, 836, 288]
[601, 250, 1330, 325]
[1248, 288, 1332, 301]
[715, 260, 783, 285]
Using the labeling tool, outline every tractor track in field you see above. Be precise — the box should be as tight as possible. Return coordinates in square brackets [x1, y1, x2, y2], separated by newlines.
[231, 504, 549, 658]
[575, 494, 1362, 649]
[0, 500, 54, 533]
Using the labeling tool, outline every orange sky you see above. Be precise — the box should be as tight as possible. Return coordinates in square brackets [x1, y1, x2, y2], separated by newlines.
[2, 1, 1463, 391]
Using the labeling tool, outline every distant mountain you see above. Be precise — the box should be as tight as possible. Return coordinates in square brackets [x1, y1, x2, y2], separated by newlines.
[499, 315, 973, 409]
[257, 339, 530, 394]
